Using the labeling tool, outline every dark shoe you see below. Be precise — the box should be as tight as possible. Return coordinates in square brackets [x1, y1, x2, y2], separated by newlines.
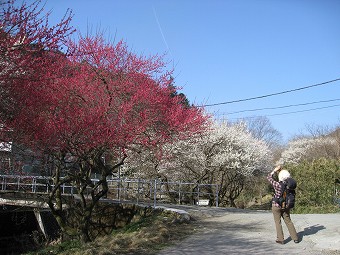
[294, 240, 300, 243]
[276, 240, 284, 245]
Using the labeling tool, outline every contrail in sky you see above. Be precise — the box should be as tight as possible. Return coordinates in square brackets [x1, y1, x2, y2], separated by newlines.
[152, 6, 172, 57]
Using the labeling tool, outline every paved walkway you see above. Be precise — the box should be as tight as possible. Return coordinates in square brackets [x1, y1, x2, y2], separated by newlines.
[158, 205, 340, 255]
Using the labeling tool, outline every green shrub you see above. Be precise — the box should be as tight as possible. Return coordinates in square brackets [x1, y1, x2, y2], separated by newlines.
[288, 158, 340, 213]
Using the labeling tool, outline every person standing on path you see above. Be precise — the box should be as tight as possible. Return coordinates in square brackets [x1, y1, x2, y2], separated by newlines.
[267, 165, 299, 244]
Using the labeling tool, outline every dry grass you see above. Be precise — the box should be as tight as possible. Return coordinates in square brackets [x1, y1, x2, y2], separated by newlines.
[30, 209, 197, 255]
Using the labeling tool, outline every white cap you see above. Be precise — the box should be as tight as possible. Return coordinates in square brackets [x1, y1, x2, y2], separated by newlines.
[278, 169, 290, 182]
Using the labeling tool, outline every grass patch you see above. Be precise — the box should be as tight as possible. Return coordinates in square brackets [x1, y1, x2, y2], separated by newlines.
[292, 205, 340, 214]
[28, 240, 83, 255]
[25, 209, 195, 255]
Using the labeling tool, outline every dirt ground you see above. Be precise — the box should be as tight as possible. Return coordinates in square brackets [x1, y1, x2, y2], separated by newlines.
[157, 205, 340, 255]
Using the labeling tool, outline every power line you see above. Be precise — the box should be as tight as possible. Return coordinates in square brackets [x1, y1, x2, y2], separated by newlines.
[265, 104, 340, 117]
[220, 103, 340, 121]
[201, 78, 340, 107]
[219, 98, 340, 116]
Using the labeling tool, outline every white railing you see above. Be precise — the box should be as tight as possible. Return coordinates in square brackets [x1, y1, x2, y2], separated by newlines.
[0, 174, 219, 207]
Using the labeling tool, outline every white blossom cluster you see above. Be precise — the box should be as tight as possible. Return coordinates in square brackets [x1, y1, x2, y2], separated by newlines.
[161, 121, 272, 180]
[193, 121, 271, 176]
[279, 136, 338, 165]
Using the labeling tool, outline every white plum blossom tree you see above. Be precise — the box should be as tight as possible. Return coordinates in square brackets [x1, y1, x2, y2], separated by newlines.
[168, 122, 270, 175]
[169, 121, 272, 206]
[279, 138, 315, 165]
[279, 136, 339, 165]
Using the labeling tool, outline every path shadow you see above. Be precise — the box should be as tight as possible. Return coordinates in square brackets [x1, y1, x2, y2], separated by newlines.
[286, 224, 326, 243]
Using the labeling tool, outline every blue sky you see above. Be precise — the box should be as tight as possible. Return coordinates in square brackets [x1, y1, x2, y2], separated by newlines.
[38, 0, 340, 141]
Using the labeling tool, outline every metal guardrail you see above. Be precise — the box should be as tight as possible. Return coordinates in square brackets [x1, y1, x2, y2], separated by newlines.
[0, 175, 219, 207]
